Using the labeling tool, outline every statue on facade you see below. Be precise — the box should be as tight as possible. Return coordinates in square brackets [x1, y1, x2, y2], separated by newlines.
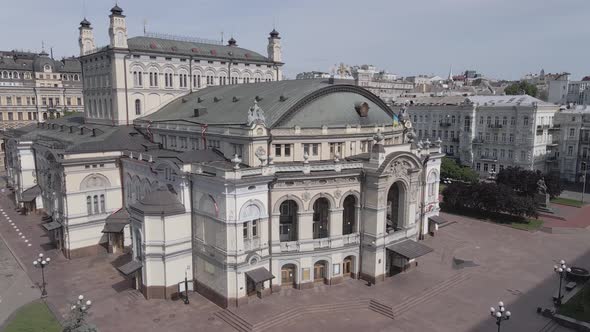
[247, 100, 266, 127]
[398, 104, 416, 144]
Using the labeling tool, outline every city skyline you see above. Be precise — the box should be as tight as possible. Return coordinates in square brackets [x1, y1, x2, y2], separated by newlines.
[2, 0, 589, 80]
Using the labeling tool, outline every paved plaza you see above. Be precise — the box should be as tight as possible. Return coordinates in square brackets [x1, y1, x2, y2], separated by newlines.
[1, 179, 589, 331]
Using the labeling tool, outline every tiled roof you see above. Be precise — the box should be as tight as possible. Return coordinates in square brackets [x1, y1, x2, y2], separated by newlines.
[127, 36, 270, 62]
[129, 189, 185, 216]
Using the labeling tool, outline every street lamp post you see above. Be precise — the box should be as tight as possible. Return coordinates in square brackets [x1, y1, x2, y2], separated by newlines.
[490, 301, 511, 332]
[183, 268, 190, 305]
[554, 260, 571, 306]
[581, 162, 587, 204]
[32, 253, 50, 298]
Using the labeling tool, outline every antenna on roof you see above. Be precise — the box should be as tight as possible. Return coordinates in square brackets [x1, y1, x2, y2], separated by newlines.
[143, 18, 148, 35]
[221, 31, 224, 44]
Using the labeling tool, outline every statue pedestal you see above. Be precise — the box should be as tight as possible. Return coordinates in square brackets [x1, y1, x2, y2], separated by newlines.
[535, 193, 553, 214]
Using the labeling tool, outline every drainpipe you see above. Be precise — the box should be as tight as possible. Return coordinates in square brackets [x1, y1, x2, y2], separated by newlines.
[419, 155, 430, 240]
[188, 174, 195, 292]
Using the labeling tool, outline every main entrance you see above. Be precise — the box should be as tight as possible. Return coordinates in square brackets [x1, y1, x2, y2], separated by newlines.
[281, 264, 296, 288]
[314, 261, 327, 283]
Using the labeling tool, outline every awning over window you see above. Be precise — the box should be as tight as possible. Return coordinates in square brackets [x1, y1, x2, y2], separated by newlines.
[21, 185, 41, 202]
[42, 221, 62, 231]
[117, 260, 143, 276]
[386, 239, 433, 259]
[428, 215, 447, 225]
[102, 208, 130, 233]
[245, 267, 275, 284]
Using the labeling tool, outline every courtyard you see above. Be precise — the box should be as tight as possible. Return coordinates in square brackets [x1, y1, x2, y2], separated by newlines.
[1, 181, 589, 331]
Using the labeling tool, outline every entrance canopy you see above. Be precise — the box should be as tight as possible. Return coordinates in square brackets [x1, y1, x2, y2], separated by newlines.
[428, 215, 446, 225]
[386, 239, 433, 259]
[21, 185, 41, 202]
[102, 208, 130, 233]
[42, 221, 62, 231]
[117, 260, 143, 276]
[245, 267, 275, 284]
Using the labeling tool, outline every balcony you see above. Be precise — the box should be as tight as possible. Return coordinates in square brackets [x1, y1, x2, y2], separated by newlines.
[342, 233, 360, 245]
[488, 124, 503, 129]
[546, 156, 558, 163]
[472, 138, 485, 144]
[439, 122, 452, 128]
[548, 124, 560, 131]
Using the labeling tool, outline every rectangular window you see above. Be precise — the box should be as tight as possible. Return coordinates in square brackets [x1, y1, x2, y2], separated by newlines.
[476, 163, 481, 171]
[483, 163, 489, 172]
[77, 97, 82, 105]
[499, 164, 504, 171]
[243, 222, 248, 239]
[87, 196, 92, 214]
[500, 149, 505, 159]
[17, 112, 23, 120]
[7, 112, 13, 121]
[509, 134, 514, 143]
[232, 143, 243, 157]
[521, 151, 527, 160]
[6, 97, 12, 105]
[329, 142, 344, 158]
[284, 144, 291, 157]
[252, 220, 258, 237]
[274, 144, 282, 157]
[508, 150, 514, 159]
[180, 137, 188, 149]
[190, 138, 198, 150]
[570, 128, 575, 137]
[169, 136, 177, 148]
[100, 194, 105, 213]
[502, 133, 506, 142]
[66, 97, 72, 106]
[523, 116, 529, 126]
[568, 146, 573, 156]
[16, 97, 22, 105]
[511, 117, 516, 126]
[93, 195, 99, 214]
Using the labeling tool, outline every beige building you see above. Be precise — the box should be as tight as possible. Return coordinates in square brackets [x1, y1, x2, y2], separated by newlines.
[79, 5, 283, 126]
[397, 95, 559, 177]
[550, 105, 590, 182]
[0, 50, 83, 166]
[3, 4, 443, 307]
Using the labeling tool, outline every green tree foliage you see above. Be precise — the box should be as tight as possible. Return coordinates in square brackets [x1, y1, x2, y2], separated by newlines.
[442, 182, 538, 218]
[440, 157, 478, 183]
[496, 167, 563, 198]
[505, 81, 538, 97]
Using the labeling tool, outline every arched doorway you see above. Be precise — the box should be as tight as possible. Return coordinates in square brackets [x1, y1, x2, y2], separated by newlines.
[314, 261, 328, 283]
[386, 182, 405, 232]
[342, 195, 356, 235]
[281, 264, 296, 288]
[313, 198, 329, 239]
[343, 256, 355, 278]
[279, 200, 298, 242]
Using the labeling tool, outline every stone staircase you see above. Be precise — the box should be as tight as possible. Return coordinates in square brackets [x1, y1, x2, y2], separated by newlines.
[390, 272, 471, 317]
[215, 298, 394, 332]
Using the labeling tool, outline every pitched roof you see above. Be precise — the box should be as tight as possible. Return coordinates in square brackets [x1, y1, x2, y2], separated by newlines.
[138, 79, 395, 129]
[127, 36, 270, 63]
[129, 189, 185, 216]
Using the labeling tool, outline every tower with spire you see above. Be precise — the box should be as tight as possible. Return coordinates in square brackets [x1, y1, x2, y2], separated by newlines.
[267, 29, 281, 63]
[78, 18, 96, 56]
[108, 4, 128, 49]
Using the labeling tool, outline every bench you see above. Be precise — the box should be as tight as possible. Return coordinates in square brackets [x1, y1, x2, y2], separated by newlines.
[566, 282, 577, 291]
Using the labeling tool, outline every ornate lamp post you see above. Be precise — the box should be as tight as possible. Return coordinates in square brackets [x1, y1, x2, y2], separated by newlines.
[72, 294, 92, 313]
[554, 259, 571, 306]
[490, 301, 511, 332]
[32, 253, 50, 297]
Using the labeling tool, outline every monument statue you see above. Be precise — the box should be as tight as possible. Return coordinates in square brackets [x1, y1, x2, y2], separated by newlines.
[537, 178, 548, 195]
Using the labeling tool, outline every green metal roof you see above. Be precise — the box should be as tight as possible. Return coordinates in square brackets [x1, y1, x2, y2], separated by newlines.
[138, 79, 395, 129]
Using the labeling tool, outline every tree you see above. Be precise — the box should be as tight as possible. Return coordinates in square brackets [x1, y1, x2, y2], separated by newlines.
[505, 81, 538, 97]
[440, 157, 478, 183]
[496, 167, 563, 199]
[441, 181, 538, 218]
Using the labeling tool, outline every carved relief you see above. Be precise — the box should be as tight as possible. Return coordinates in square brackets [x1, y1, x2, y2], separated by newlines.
[302, 192, 311, 202]
[334, 190, 342, 200]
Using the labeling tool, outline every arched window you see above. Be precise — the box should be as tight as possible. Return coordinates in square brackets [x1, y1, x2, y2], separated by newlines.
[100, 194, 105, 212]
[164, 70, 173, 88]
[73, 74, 79, 81]
[12, 72, 19, 79]
[135, 99, 141, 115]
[149, 69, 158, 87]
[133, 70, 143, 87]
[312, 198, 330, 239]
[279, 200, 298, 242]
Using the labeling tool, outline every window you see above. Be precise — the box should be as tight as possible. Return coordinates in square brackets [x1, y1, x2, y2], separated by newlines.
[479, 116, 484, 125]
[243, 223, 248, 239]
[510, 117, 516, 126]
[303, 143, 319, 156]
[6, 97, 12, 105]
[502, 116, 507, 125]
[521, 151, 527, 160]
[66, 97, 71, 106]
[16, 97, 22, 105]
[329, 142, 344, 159]
[164, 72, 173, 88]
[485, 133, 490, 141]
[491, 164, 496, 172]
[169, 136, 177, 148]
[483, 163, 488, 172]
[135, 99, 141, 115]
[93, 195, 99, 213]
[486, 116, 491, 125]
[492, 149, 497, 158]
[501, 133, 506, 142]
[87, 196, 92, 214]
[179, 73, 188, 88]
[7, 112, 13, 121]
[100, 194, 105, 212]
[232, 143, 243, 157]
[449, 145, 454, 155]
[284, 144, 291, 157]
[570, 128, 575, 137]
[133, 70, 142, 87]
[493, 133, 498, 142]
[190, 138, 199, 150]
[274, 144, 282, 157]
[17, 112, 23, 120]
[523, 116, 529, 126]
[508, 150, 514, 159]
[500, 149, 505, 159]
[180, 137, 188, 149]
[568, 146, 573, 156]
[509, 134, 514, 143]
[149, 71, 158, 87]
[193, 74, 201, 88]
[476, 163, 481, 171]
[494, 117, 499, 126]
[77, 97, 81, 105]
[451, 115, 456, 124]
[252, 220, 258, 237]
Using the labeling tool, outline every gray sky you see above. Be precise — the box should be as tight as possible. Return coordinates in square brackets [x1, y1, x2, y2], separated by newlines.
[2, 0, 588, 80]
